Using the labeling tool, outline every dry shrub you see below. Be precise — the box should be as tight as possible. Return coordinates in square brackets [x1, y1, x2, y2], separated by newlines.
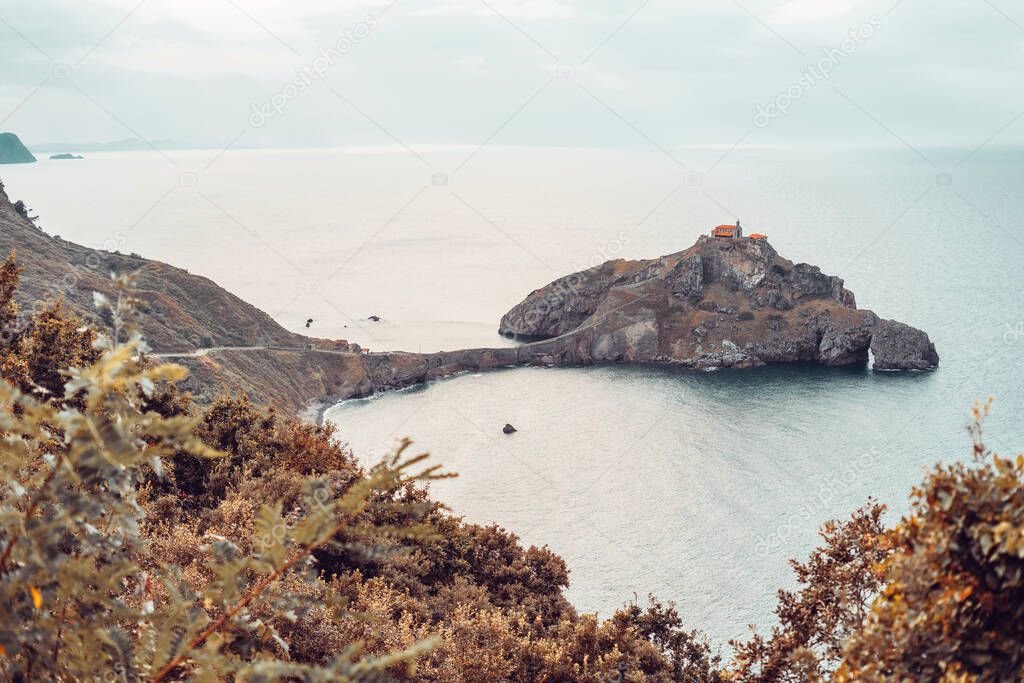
[0, 271, 442, 681]
[838, 401, 1024, 681]
[28, 259, 1024, 681]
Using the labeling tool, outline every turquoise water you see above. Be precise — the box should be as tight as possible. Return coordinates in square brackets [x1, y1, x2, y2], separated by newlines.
[3, 146, 1022, 645]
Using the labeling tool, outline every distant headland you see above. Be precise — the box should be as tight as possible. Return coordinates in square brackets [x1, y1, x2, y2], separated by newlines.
[30, 138, 187, 153]
[0, 133, 36, 165]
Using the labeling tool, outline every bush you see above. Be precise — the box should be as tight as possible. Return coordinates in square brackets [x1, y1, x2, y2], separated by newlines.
[0, 266, 713, 681]
[837, 400, 1024, 681]
[0, 255, 98, 402]
[0, 274, 444, 681]
[732, 401, 1024, 682]
[730, 503, 888, 681]
[8, 257, 1020, 680]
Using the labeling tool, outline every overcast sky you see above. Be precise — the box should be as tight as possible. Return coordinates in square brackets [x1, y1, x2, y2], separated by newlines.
[1, 0, 1022, 151]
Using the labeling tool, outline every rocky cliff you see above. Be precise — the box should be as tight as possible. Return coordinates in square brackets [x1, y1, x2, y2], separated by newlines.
[0, 133, 36, 164]
[179, 236, 940, 416]
[1, 175, 938, 416]
[499, 236, 938, 371]
[0, 181, 321, 352]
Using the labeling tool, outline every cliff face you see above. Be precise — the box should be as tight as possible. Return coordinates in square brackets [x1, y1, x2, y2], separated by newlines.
[0, 182, 316, 352]
[499, 236, 938, 371]
[0, 179, 383, 413]
[0, 133, 36, 164]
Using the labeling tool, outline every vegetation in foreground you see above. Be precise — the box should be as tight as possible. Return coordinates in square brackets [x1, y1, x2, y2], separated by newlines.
[0, 255, 1021, 681]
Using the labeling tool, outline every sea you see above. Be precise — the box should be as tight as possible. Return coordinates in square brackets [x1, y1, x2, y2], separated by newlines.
[3, 145, 1021, 648]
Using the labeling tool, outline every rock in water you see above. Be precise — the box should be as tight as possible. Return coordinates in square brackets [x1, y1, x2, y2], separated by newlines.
[0, 133, 36, 164]
[49, 153, 83, 160]
[870, 319, 940, 370]
[368, 315, 381, 322]
[498, 235, 938, 371]
[503, 423, 517, 434]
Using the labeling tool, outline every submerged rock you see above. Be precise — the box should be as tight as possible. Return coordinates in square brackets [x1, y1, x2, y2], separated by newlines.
[503, 423, 517, 434]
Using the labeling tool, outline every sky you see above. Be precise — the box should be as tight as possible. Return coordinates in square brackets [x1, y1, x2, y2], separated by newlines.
[1, 0, 1023, 151]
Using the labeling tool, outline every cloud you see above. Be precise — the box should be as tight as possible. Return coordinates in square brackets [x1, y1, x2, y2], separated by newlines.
[454, 55, 490, 75]
[92, 36, 302, 78]
[769, 0, 864, 24]
[411, 0, 576, 20]
[0, 0, 1021, 149]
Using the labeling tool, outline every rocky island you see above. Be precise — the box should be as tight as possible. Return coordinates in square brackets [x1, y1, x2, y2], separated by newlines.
[0, 133, 36, 164]
[0, 178, 937, 415]
[49, 153, 84, 160]
[246, 231, 939, 414]
[499, 231, 939, 371]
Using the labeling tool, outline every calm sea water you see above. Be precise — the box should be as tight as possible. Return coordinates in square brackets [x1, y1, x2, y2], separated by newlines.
[4, 146, 1022, 646]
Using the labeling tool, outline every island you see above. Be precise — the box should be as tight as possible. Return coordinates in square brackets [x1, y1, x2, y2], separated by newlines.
[0, 179, 938, 416]
[0, 133, 36, 164]
[49, 153, 84, 160]
[236, 228, 939, 414]
[499, 226, 939, 371]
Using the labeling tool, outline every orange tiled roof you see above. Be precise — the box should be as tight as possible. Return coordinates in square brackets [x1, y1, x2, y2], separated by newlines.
[748, 233, 767, 239]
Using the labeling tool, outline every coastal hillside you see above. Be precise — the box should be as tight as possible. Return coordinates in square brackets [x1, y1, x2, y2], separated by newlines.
[0, 178, 371, 412]
[0, 133, 36, 164]
[0, 179, 319, 353]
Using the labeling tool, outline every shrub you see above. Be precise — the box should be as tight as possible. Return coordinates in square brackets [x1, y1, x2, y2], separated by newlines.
[0, 268, 716, 681]
[837, 400, 1024, 681]
[730, 503, 888, 681]
[0, 276, 444, 681]
[18, 263, 1023, 680]
[0, 254, 98, 402]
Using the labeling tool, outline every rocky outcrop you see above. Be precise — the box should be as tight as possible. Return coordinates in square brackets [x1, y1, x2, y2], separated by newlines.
[499, 236, 937, 372]
[147, 236, 937, 415]
[187, 233, 938, 411]
[870, 319, 940, 370]
[3, 173, 938, 415]
[0, 133, 36, 164]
